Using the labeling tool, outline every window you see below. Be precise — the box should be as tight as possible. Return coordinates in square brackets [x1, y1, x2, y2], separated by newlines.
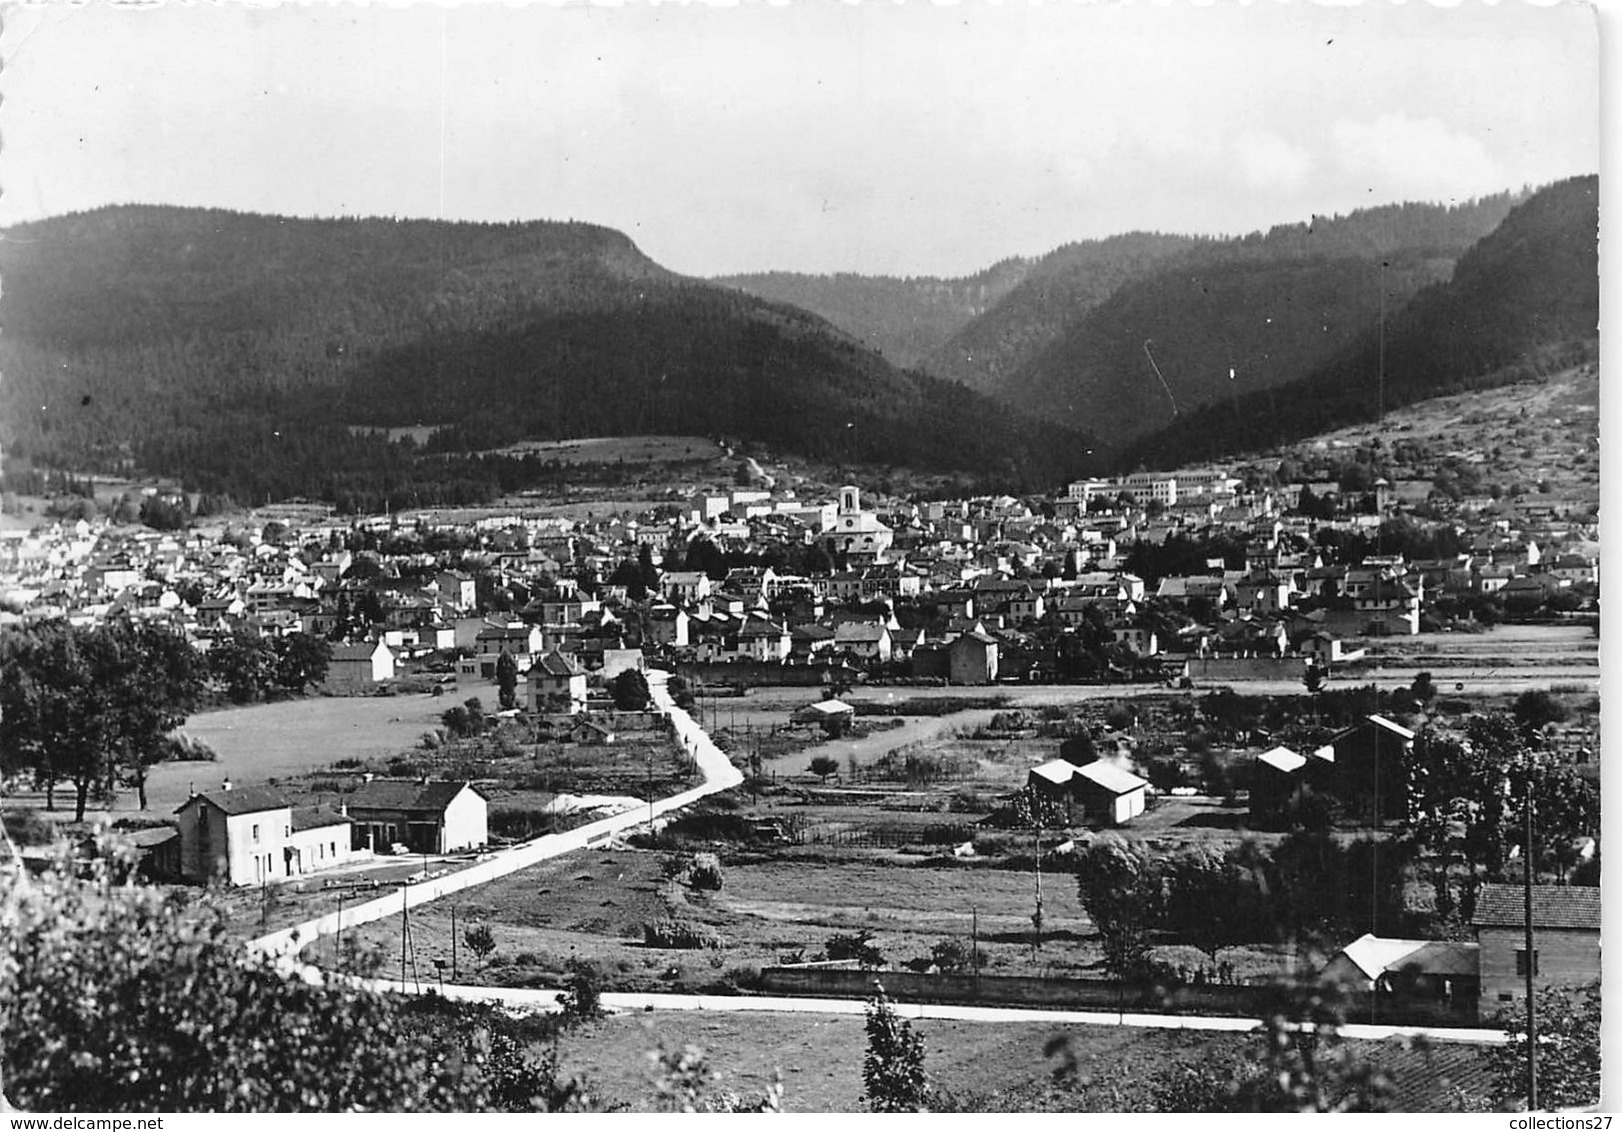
[252, 824, 260, 842]
[1514, 949, 1540, 976]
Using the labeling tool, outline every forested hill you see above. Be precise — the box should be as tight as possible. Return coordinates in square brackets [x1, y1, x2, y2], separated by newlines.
[0, 206, 1098, 509]
[1119, 175, 1599, 470]
[712, 259, 1031, 369]
[985, 192, 1528, 450]
[922, 232, 1200, 394]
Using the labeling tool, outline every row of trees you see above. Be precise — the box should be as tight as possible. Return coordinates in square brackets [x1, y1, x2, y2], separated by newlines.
[207, 629, 333, 704]
[0, 620, 199, 817]
[0, 623, 336, 816]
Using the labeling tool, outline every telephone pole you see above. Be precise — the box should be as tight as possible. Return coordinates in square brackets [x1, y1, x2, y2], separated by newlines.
[1524, 781, 1539, 1111]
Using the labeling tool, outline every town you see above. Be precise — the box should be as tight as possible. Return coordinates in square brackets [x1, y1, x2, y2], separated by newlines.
[0, 365, 1601, 1111]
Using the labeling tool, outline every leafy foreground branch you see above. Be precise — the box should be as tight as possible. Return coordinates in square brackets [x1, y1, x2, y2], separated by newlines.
[0, 837, 615, 1113]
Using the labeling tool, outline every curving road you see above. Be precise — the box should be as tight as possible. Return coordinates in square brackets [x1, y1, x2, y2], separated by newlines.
[252, 670, 1504, 1048]
[250, 670, 741, 964]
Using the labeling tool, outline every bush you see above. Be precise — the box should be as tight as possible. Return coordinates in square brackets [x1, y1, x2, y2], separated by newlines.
[558, 959, 604, 1022]
[643, 918, 725, 950]
[2, 809, 58, 847]
[927, 938, 984, 974]
[688, 852, 724, 891]
[1, 839, 598, 1112]
[824, 929, 885, 969]
[464, 923, 497, 964]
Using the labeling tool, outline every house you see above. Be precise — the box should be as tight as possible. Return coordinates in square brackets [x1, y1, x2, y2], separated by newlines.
[1472, 884, 1600, 1008]
[528, 648, 587, 712]
[473, 624, 543, 677]
[1072, 760, 1149, 826]
[324, 640, 395, 693]
[174, 783, 354, 886]
[1312, 714, 1414, 823]
[344, 778, 489, 854]
[1321, 934, 1480, 1019]
[949, 630, 999, 685]
[834, 621, 892, 663]
[1025, 758, 1147, 826]
[435, 569, 477, 611]
[646, 604, 690, 648]
[569, 716, 617, 745]
[1249, 745, 1309, 828]
[735, 618, 793, 662]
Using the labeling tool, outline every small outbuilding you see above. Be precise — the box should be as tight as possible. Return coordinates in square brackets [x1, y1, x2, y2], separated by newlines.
[791, 698, 857, 737]
[344, 778, 489, 855]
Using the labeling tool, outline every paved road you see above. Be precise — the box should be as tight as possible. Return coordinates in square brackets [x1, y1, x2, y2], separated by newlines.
[255, 671, 1505, 1049]
[323, 976, 1504, 1046]
[250, 669, 742, 963]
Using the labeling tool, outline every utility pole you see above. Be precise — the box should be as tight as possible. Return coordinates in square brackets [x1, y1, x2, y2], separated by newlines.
[972, 906, 981, 998]
[451, 905, 459, 982]
[1525, 779, 1539, 1111]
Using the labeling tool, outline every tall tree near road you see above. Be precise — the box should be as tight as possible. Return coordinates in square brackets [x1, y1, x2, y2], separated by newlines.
[495, 650, 519, 711]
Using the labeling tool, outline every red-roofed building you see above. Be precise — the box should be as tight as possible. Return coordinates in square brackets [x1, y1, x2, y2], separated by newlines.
[1472, 883, 1600, 1008]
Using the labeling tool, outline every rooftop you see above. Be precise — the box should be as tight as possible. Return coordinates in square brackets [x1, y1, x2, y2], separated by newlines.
[1472, 884, 1600, 931]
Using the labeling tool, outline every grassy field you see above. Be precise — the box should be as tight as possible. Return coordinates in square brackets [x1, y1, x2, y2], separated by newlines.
[342, 842, 1288, 990]
[482, 435, 726, 464]
[136, 694, 450, 815]
[554, 1009, 1497, 1112]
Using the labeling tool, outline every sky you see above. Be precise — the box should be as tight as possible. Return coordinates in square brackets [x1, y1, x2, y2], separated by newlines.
[0, 1, 1601, 278]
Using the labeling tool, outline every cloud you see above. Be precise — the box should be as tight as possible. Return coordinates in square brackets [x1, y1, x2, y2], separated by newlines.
[1232, 130, 1314, 192]
[1331, 113, 1507, 200]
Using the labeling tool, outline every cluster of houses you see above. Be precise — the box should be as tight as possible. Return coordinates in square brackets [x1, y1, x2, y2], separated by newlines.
[0, 460, 1596, 701]
[134, 775, 492, 887]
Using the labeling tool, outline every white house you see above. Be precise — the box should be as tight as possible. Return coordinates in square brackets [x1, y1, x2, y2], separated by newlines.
[174, 783, 355, 886]
[343, 778, 489, 854]
[324, 640, 395, 693]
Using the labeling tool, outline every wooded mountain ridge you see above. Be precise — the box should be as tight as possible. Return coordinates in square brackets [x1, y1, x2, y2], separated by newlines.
[0, 207, 1097, 510]
[1120, 175, 1599, 468]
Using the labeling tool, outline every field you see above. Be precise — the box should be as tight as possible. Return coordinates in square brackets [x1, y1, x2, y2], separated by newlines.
[342, 835, 1289, 992]
[481, 434, 726, 465]
[554, 1010, 1495, 1112]
[139, 694, 450, 815]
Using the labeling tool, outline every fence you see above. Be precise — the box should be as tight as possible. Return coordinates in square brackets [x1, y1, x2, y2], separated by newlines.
[757, 966, 1481, 1025]
[793, 822, 975, 849]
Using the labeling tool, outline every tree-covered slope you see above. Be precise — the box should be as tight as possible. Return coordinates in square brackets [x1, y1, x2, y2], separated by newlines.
[0, 206, 1096, 505]
[992, 193, 1526, 449]
[923, 232, 1200, 394]
[1119, 175, 1598, 469]
[712, 260, 1031, 369]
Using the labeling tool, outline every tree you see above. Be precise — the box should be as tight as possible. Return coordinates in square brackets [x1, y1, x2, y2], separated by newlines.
[1006, 785, 1071, 949]
[1489, 982, 1601, 1111]
[495, 650, 519, 711]
[1164, 847, 1253, 965]
[609, 669, 651, 712]
[209, 628, 276, 704]
[100, 620, 203, 810]
[1512, 690, 1570, 738]
[1303, 662, 1325, 696]
[807, 755, 840, 783]
[1058, 731, 1097, 766]
[1409, 671, 1436, 709]
[1, 839, 588, 1111]
[861, 983, 929, 1112]
[1074, 835, 1164, 981]
[463, 923, 497, 967]
[272, 632, 331, 697]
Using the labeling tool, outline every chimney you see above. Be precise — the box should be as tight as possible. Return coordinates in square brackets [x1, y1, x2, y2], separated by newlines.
[221, 778, 232, 792]
[188, 782, 197, 798]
